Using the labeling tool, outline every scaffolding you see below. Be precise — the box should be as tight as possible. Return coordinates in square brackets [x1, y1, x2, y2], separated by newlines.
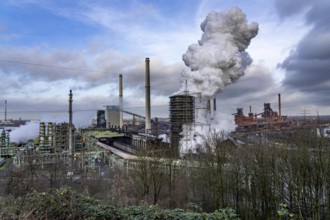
[169, 94, 195, 157]
[37, 122, 72, 153]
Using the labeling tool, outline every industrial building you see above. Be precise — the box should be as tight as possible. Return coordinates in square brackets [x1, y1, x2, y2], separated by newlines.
[105, 105, 120, 128]
[233, 94, 292, 132]
[38, 122, 74, 153]
[169, 94, 195, 156]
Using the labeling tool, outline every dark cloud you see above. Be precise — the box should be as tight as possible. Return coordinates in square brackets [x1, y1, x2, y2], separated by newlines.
[119, 57, 182, 97]
[274, 0, 311, 18]
[0, 47, 89, 82]
[275, 0, 330, 108]
[218, 64, 280, 114]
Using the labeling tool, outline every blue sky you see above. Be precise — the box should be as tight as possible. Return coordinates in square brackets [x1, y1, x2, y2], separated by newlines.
[0, 0, 329, 126]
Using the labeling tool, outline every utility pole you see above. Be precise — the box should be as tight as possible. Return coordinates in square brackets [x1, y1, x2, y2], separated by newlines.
[301, 108, 310, 121]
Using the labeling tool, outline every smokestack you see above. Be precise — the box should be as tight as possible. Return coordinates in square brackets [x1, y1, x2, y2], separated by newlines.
[145, 57, 151, 133]
[278, 93, 281, 119]
[119, 74, 123, 128]
[213, 98, 217, 111]
[68, 90, 73, 155]
[207, 99, 211, 114]
[4, 100, 7, 122]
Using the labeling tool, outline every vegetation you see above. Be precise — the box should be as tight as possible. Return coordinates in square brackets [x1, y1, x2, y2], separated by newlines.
[1, 128, 329, 219]
[187, 129, 330, 219]
[0, 187, 239, 219]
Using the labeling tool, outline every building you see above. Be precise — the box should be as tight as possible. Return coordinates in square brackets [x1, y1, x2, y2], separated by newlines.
[106, 105, 120, 128]
[169, 94, 195, 157]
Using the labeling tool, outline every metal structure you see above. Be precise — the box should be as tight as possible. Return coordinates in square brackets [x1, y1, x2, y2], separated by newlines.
[96, 110, 106, 128]
[234, 94, 292, 132]
[37, 122, 72, 153]
[169, 94, 195, 157]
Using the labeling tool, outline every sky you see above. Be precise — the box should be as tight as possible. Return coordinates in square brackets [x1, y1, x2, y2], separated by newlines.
[0, 0, 329, 127]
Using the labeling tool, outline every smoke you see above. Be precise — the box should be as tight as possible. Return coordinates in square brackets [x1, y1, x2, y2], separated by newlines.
[10, 121, 39, 143]
[180, 101, 236, 155]
[177, 8, 258, 155]
[180, 7, 258, 99]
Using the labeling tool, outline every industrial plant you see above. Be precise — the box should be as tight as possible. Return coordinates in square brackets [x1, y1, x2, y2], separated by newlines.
[1, 55, 325, 168]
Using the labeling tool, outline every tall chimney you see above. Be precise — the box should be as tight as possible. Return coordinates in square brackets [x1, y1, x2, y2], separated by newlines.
[68, 90, 73, 155]
[119, 74, 123, 128]
[145, 57, 151, 133]
[207, 99, 211, 114]
[213, 98, 217, 111]
[4, 100, 7, 122]
[278, 93, 281, 120]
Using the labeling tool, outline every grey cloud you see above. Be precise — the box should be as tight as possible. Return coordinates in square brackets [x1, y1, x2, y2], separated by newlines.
[275, 0, 330, 108]
[118, 58, 183, 97]
[217, 64, 281, 114]
[274, 0, 311, 18]
[0, 47, 89, 82]
[219, 64, 277, 99]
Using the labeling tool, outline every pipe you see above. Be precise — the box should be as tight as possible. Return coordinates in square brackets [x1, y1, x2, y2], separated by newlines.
[278, 93, 281, 119]
[145, 57, 151, 133]
[119, 74, 123, 128]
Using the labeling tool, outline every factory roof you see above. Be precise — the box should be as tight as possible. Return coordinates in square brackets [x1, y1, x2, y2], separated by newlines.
[87, 130, 125, 139]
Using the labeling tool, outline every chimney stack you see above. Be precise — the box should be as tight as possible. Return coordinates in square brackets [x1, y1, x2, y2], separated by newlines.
[119, 74, 123, 128]
[4, 100, 7, 122]
[213, 98, 217, 111]
[278, 93, 281, 120]
[207, 99, 211, 114]
[68, 90, 73, 155]
[145, 58, 151, 133]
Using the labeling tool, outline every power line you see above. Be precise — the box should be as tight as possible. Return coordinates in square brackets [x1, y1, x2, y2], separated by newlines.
[0, 59, 142, 77]
[0, 105, 170, 115]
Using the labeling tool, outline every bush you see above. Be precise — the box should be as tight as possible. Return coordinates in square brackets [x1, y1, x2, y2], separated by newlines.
[0, 187, 239, 220]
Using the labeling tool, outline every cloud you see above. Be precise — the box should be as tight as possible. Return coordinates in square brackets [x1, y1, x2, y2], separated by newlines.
[275, 0, 330, 109]
[274, 0, 311, 18]
[217, 63, 281, 113]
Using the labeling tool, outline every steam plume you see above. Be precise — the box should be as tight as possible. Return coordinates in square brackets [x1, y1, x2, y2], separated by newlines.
[181, 7, 258, 98]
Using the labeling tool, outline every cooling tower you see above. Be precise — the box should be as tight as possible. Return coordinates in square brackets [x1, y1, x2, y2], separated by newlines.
[169, 94, 195, 157]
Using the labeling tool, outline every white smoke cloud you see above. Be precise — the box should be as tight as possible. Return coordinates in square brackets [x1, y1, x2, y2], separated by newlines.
[178, 7, 258, 155]
[180, 7, 259, 99]
[180, 100, 236, 155]
[10, 121, 39, 143]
